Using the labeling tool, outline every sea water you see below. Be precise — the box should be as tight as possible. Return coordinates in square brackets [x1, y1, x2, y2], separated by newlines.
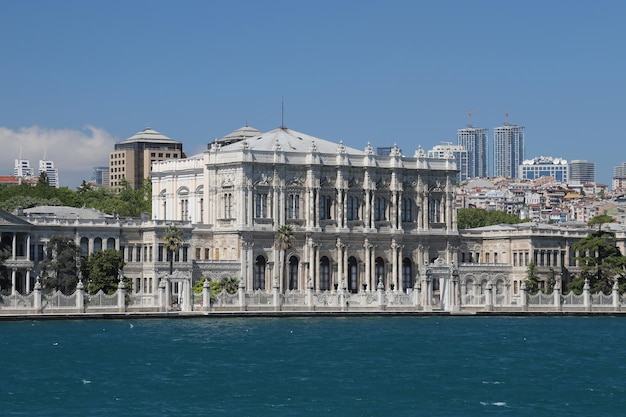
[1, 316, 625, 416]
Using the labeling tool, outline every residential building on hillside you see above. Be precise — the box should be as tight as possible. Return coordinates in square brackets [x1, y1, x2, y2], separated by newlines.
[457, 126, 489, 178]
[493, 120, 525, 178]
[519, 156, 568, 182]
[109, 127, 185, 190]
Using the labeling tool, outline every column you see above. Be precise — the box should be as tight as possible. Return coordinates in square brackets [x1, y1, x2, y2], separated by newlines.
[364, 240, 371, 292]
[336, 238, 344, 290]
[391, 241, 398, 291]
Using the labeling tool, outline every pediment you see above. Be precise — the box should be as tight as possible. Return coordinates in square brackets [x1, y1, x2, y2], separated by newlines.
[0, 209, 33, 227]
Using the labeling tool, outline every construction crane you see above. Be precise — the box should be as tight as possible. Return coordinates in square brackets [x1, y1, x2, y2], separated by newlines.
[467, 109, 477, 127]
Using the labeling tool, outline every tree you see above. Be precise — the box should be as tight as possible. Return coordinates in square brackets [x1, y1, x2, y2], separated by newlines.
[161, 225, 183, 274]
[38, 236, 81, 294]
[457, 208, 529, 230]
[81, 249, 127, 295]
[567, 227, 626, 295]
[524, 262, 541, 295]
[274, 224, 295, 288]
[588, 214, 615, 231]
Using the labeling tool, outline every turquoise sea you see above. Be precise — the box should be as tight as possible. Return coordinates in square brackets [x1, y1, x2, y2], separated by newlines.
[1, 315, 625, 416]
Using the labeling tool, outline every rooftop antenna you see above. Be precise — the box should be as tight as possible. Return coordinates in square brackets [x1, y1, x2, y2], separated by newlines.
[504, 110, 509, 126]
[281, 95, 286, 129]
[43, 146, 47, 161]
[467, 109, 477, 127]
[18, 145, 23, 160]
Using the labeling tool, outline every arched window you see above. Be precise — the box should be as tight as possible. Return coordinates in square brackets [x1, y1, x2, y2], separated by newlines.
[348, 256, 358, 293]
[94, 237, 102, 252]
[80, 237, 89, 257]
[107, 238, 116, 250]
[402, 258, 412, 291]
[320, 256, 331, 291]
[254, 256, 266, 290]
[375, 257, 385, 287]
[288, 256, 299, 290]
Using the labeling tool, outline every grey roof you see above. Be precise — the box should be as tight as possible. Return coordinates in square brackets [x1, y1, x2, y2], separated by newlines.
[220, 125, 262, 141]
[22, 206, 112, 220]
[219, 127, 364, 155]
[118, 127, 180, 145]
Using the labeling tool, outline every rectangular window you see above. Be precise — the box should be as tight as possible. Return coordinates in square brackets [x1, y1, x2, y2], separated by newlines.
[320, 195, 332, 220]
[255, 193, 267, 218]
[374, 197, 386, 221]
[288, 194, 300, 219]
[401, 198, 412, 222]
[347, 196, 359, 221]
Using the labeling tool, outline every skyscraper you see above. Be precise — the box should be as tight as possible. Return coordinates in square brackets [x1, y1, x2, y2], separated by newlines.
[38, 159, 59, 188]
[457, 127, 488, 178]
[569, 160, 595, 184]
[493, 117, 525, 178]
[14, 159, 34, 178]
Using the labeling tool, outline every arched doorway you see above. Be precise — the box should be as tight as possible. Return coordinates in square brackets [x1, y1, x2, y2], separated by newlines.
[347, 256, 358, 293]
[254, 255, 266, 290]
[288, 256, 299, 290]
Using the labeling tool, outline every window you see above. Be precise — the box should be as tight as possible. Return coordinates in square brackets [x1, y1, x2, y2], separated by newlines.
[196, 248, 201, 259]
[374, 197, 387, 221]
[375, 257, 385, 286]
[158, 244, 164, 262]
[320, 195, 332, 220]
[347, 196, 360, 221]
[255, 193, 268, 218]
[224, 193, 233, 218]
[402, 258, 412, 291]
[94, 237, 102, 252]
[348, 257, 358, 293]
[254, 256, 266, 290]
[401, 198, 412, 222]
[320, 257, 331, 291]
[287, 194, 300, 219]
[429, 198, 442, 223]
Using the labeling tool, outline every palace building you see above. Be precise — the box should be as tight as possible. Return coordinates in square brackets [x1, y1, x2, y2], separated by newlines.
[151, 125, 461, 301]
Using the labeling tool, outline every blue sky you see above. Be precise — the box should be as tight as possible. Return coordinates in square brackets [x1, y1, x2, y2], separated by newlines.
[1, 0, 625, 188]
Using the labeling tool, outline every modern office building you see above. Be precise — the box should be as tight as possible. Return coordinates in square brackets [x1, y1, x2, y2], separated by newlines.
[38, 160, 59, 188]
[519, 157, 568, 182]
[109, 127, 185, 190]
[569, 160, 595, 185]
[613, 162, 626, 191]
[493, 120, 525, 178]
[91, 166, 110, 187]
[428, 142, 468, 182]
[457, 127, 489, 178]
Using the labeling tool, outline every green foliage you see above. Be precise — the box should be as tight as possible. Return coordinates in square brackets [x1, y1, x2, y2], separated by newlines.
[80, 249, 127, 295]
[161, 225, 184, 274]
[567, 229, 626, 294]
[0, 178, 152, 217]
[524, 262, 541, 295]
[457, 208, 529, 230]
[588, 214, 615, 230]
[274, 224, 295, 250]
[192, 276, 240, 301]
[38, 236, 81, 294]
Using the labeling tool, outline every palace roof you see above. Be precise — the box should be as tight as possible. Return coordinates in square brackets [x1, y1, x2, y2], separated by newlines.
[219, 127, 364, 155]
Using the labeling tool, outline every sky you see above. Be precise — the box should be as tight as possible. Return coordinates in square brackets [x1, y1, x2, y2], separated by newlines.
[1, 0, 625, 189]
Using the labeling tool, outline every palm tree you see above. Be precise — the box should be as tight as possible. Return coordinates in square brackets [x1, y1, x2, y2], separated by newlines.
[161, 225, 184, 275]
[274, 225, 295, 289]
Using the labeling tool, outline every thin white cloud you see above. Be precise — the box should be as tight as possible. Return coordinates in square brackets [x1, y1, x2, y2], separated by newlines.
[0, 125, 116, 188]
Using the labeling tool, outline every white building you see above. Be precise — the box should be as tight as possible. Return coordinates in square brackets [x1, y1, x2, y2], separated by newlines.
[493, 120, 525, 178]
[152, 125, 461, 304]
[519, 156, 568, 183]
[38, 160, 59, 188]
